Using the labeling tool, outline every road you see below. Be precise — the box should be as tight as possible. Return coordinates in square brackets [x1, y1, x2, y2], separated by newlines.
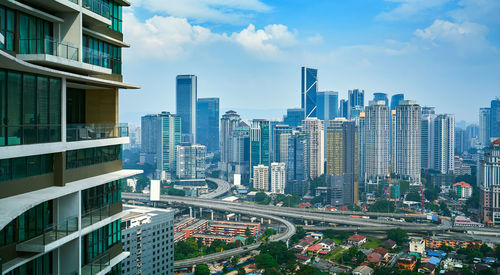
[200, 177, 232, 199]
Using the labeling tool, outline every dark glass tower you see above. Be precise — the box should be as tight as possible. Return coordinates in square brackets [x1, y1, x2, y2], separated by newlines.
[176, 75, 197, 143]
[390, 93, 405, 111]
[196, 98, 220, 153]
[373, 92, 389, 106]
[317, 91, 339, 121]
[490, 99, 500, 138]
[301, 67, 318, 119]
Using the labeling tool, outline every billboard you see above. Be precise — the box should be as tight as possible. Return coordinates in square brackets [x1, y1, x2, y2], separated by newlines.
[150, 180, 160, 201]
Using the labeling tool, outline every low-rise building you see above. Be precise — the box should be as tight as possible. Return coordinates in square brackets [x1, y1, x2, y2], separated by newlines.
[193, 234, 234, 246]
[382, 239, 397, 249]
[424, 237, 482, 250]
[409, 237, 426, 255]
[352, 265, 374, 275]
[348, 234, 367, 246]
[320, 238, 336, 251]
[397, 254, 417, 271]
[454, 216, 484, 227]
[208, 220, 261, 237]
[418, 262, 437, 274]
[453, 181, 472, 199]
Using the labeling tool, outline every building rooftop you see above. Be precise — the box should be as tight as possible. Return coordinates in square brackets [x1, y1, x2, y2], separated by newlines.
[348, 234, 366, 242]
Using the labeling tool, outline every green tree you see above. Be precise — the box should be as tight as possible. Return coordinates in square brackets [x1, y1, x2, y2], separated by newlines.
[440, 202, 451, 217]
[311, 196, 323, 205]
[406, 191, 421, 202]
[369, 200, 395, 213]
[465, 186, 480, 209]
[399, 180, 410, 194]
[258, 241, 296, 266]
[256, 253, 277, 269]
[245, 226, 251, 237]
[290, 226, 306, 243]
[449, 190, 459, 200]
[438, 244, 453, 253]
[424, 189, 438, 202]
[255, 192, 271, 205]
[237, 267, 246, 275]
[231, 256, 240, 267]
[387, 228, 408, 245]
[246, 236, 255, 245]
[194, 264, 210, 275]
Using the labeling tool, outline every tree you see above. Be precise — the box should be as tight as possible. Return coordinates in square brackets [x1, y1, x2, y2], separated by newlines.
[439, 244, 453, 253]
[238, 267, 246, 275]
[246, 236, 255, 245]
[449, 190, 459, 200]
[387, 228, 408, 245]
[194, 264, 210, 275]
[466, 186, 480, 209]
[290, 226, 306, 243]
[424, 189, 438, 202]
[311, 196, 323, 205]
[439, 202, 451, 217]
[399, 180, 410, 194]
[425, 202, 440, 212]
[406, 191, 421, 202]
[231, 256, 240, 267]
[259, 241, 296, 266]
[369, 200, 395, 213]
[255, 192, 271, 205]
[245, 226, 251, 237]
[256, 253, 277, 269]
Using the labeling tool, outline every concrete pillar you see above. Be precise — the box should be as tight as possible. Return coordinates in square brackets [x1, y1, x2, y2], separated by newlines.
[268, 219, 271, 224]
[189, 207, 192, 218]
[211, 210, 214, 221]
[261, 218, 264, 224]
[200, 207, 203, 218]
[305, 220, 308, 226]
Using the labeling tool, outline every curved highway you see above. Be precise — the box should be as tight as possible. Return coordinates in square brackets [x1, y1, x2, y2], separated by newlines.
[200, 177, 232, 199]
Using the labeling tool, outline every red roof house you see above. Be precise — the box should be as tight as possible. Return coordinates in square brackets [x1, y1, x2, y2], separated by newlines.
[347, 234, 367, 246]
[307, 243, 323, 254]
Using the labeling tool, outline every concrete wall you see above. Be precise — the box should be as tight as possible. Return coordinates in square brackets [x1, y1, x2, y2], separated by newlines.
[85, 89, 118, 124]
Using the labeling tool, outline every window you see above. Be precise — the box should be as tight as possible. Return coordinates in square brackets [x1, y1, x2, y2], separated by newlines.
[0, 5, 15, 51]
[0, 154, 53, 183]
[18, 13, 53, 54]
[82, 35, 122, 74]
[82, 219, 121, 265]
[66, 145, 122, 170]
[104, 0, 122, 33]
[0, 69, 62, 146]
[81, 179, 122, 214]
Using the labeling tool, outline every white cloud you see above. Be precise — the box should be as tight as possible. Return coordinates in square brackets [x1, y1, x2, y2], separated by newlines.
[231, 24, 297, 57]
[377, 0, 450, 21]
[123, 11, 297, 61]
[130, 0, 271, 24]
[414, 19, 493, 52]
[449, 0, 500, 24]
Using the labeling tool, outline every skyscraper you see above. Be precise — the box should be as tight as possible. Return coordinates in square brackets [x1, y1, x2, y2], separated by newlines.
[390, 93, 405, 110]
[490, 99, 500, 139]
[395, 100, 422, 183]
[253, 164, 269, 191]
[176, 143, 207, 180]
[373, 92, 389, 106]
[283, 108, 305, 128]
[250, 119, 271, 179]
[348, 89, 364, 118]
[317, 91, 339, 121]
[326, 118, 359, 204]
[220, 111, 242, 165]
[0, 0, 137, 273]
[270, 162, 286, 194]
[176, 75, 197, 143]
[196, 98, 220, 153]
[157, 112, 182, 180]
[479, 108, 491, 147]
[339, 99, 349, 118]
[302, 118, 325, 179]
[273, 124, 292, 163]
[364, 101, 391, 182]
[287, 131, 310, 195]
[301, 67, 318, 119]
[433, 114, 455, 174]
[421, 107, 436, 170]
[479, 138, 500, 225]
[141, 114, 160, 165]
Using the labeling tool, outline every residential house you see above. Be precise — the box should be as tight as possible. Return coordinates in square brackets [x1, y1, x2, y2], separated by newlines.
[296, 254, 312, 265]
[367, 252, 382, 266]
[307, 243, 323, 255]
[352, 265, 374, 275]
[319, 238, 336, 251]
[418, 263, 436, 274]
[397, 254, 417, 271]
[409, 237, 426, 255]
[348, 234, 367, 246]
[382, 239, 397, 249]
[373, 247, 389, 261]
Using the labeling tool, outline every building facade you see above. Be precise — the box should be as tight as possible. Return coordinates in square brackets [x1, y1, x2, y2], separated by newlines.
[157, 112, 182, 180]
[479, 108, 491, 148]
[390, 94, 404, 111]
[433, 114, 455, 174]
[287, 131, 310, 195]
[196, 98, 219, 153]
[302, 118, 324, 179]
[348, 89, 364, 119]
[420, 107, 435, 170]
[176, 75, 197, 143]
[479, 139, 500, 225]
[283, 108, 304, 128]
[301, 67, 318, 119]
[253, 164, 269, 191]
[364, 101, 390, 182]
[250, 119, 271, 179]
[121, 206, 174, 275]
[270, 162, 286, 194]
[373, 92, 389, 107]
[176, 144, 206, 180]
[141, 114, 159, 165]
[395, 101, 421, 183]
[0, 0, 138, 273]
[316, 91, 339, 122]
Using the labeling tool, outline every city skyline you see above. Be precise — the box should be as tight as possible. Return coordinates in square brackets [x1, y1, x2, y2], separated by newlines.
[120, 0, 500, 124]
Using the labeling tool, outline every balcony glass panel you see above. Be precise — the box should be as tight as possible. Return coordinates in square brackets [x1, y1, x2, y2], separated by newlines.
[19, 37, 79, 61]
[82, 0, 111, 19]
[66, 123, 128, 142]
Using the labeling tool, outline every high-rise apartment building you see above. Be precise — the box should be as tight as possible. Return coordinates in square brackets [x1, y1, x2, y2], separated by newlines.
[390, 93, 405, 111]
[283, 108, 304, 128]
[0, 0, 138, 273]
[433, 114, 455, 174]
[339, 99, 348, 118]
[157, 112, 182, 180]
[253, 164, 269, 191]
[141, 114, 159, 165]
[364, 101, 390, 181]
[455, 128, 467, 155]
[302, 118, 324, 179]
[479, 107, 491, 147]
[270, 162, 286, 194]
[317, 91, 339, 122]
[176, 75, 197, 143]
[196, 98, 219, 153]
[273, 125, 292, 163]
[479, 138, 500, 225]
[301, 67, 318, 119]
[250, 119, 271, 179]
[176, 144, 206, 180]
[373, 93, 389, 107]
[421, 107, 436, 170]
[490, 99, 500, 139]
[348, 89, 364, 118]
[121, 206, 174, 275]
[220, 111, 242, 164]
[326, 118, 359, 204]
[287, 131, 309, 195]
[395, 100, 422, 183]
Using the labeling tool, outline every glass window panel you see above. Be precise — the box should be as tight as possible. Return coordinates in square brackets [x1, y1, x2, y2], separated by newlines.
[28, 207, 36, 239]
[0, 158, 10, 182]
[19, 14, 29, 54]
[7, 71, 22, 123]
[19, 213, 26, 242]
[49, 125, 60, 142]
[23, 126, 37, 144]
[41, 154, 53, 173]
[11, 157, 26, 180]
[37, 76, 49, 124]
[0, 70, 5, 146]
[27, 155, 41, 177]
[6, 9, 14, 31]
[49, 78, 61, 124]
[23, 74, 37, 125]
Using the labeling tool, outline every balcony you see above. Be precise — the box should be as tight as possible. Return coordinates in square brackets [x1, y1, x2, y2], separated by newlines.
[19, 37, 78, 61]
[82, 47, 121, 74]
[16, 216, 79, 253]
[82, 0, 111, 19]
[67, 124, 129, 142]
[81, 205, 112, 228]
[81, 251, 111, 275]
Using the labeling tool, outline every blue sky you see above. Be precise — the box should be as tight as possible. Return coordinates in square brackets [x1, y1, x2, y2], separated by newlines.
[120, 0, 500, 124]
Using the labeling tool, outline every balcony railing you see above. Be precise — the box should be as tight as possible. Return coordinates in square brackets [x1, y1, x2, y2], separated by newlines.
[19, 38, 78, 61]
[81, 251, 111, 275]
[66, 123, 129, 142]
[82, 0, 111, 19]
[17, 216, 78, 251]
[81, 205, 111, 228]
[82, 47, 121, 73]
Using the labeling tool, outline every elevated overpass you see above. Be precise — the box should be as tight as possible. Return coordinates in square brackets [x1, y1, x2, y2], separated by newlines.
[200, 177, 232, 199]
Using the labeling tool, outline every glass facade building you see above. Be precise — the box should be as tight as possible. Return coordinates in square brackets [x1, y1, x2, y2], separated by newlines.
[283, 108, 304, 128]
[0, 0, 137, 274]
[390, 93, 405, 111]
[176, 75, 197, 144]
[316, 91, 339, 122]
[196, 98, 219, 153]
[373, 92, 389, 106]
[250, 119, 271, 179]
[301, 67, 318, 119]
